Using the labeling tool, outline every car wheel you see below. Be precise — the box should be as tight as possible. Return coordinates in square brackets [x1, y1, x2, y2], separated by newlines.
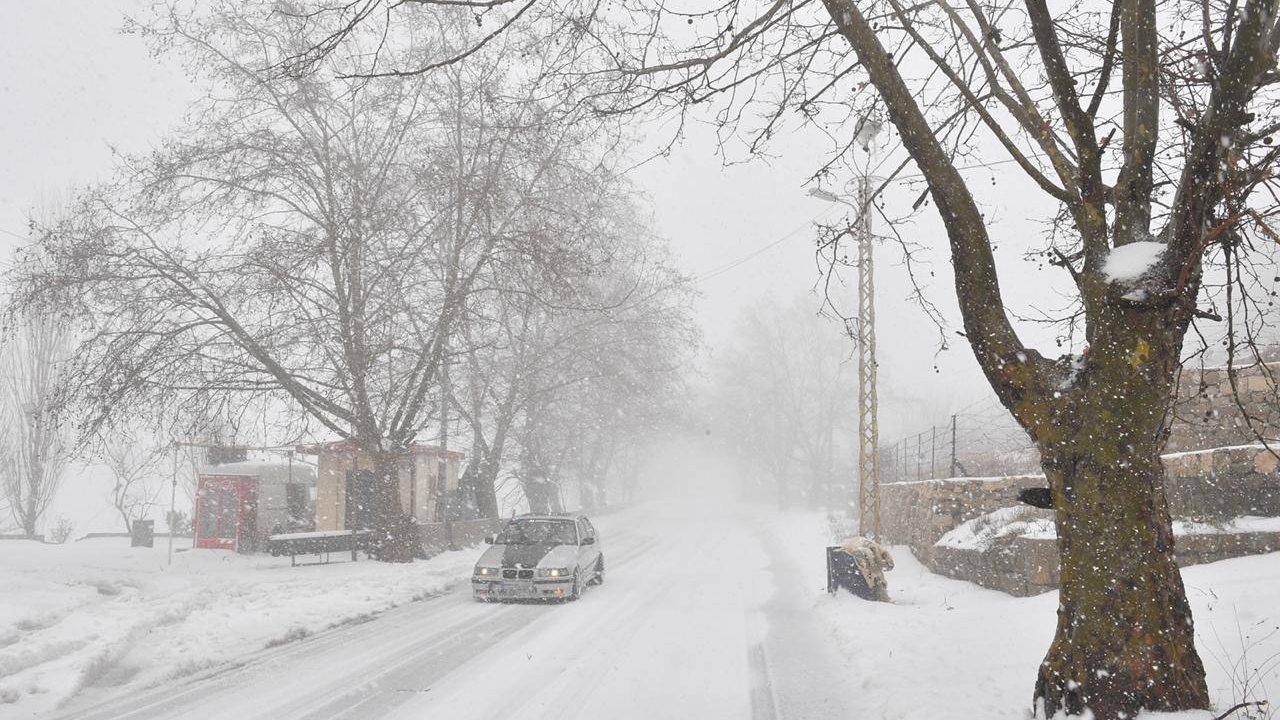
[569, 570, 582, 601]
[591, 556, 605, 586]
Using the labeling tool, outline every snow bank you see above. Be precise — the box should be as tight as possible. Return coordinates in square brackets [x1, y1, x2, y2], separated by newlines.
[1174, 515, 1280, 535]
[935, 506, 1055, 550]
[1104, 240, 1166, 283]
[767, 511, 1280, 719]
[0, 538, 475, 717]
[939, 506, 1280, 548]
[1161, 443, 1270, 459]
[889, 473, 1044, 487]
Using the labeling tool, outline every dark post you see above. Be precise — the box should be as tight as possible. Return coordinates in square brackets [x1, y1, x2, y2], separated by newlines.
[930, 426, 937, 479]
[916, 432, 923, 480]
[950, 414, 958, 477]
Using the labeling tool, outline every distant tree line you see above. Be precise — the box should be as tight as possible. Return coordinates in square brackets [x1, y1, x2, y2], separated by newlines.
[708, 298, 856, 511]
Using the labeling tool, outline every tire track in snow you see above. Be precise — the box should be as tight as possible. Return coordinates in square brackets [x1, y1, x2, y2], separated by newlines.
[52, 524, 661, 720]
[304, 533, 662, 720]
[55, 593, 534, 720]
[747, 641, 780, 720]
[748, 516, 862, 720]
[382, 508, 767, 720]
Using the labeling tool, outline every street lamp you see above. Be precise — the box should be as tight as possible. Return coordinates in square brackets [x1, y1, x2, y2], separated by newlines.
[806, 187, 847, 206]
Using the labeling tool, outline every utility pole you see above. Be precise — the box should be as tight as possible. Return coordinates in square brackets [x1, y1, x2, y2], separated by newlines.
[853, 174, 880, 541]
[804, 119, 883, 539]
[806, 168, 881, 540]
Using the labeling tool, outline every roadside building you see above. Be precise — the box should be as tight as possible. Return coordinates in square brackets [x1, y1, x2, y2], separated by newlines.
[297, 441, 463, 532]
[194, 457, 317, 552]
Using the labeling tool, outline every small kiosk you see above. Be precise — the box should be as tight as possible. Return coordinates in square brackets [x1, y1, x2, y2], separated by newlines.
[299, 440, 463, 532]
[194, 457, 317, 552]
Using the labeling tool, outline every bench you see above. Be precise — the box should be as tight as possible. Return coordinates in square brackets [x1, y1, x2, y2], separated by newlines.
[267, 530, 364, 566]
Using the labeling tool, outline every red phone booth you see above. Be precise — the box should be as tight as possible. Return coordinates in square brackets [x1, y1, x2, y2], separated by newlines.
[195, 474, 259, 551]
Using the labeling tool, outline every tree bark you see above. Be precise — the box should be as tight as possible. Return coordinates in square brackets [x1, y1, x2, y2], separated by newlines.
[1032, 308, 1209, 718]
[459, 452, 501, 519]
[1036, 447, 1209, 717]
[474, 466, 499, 518]
[367, 448, 416, 563]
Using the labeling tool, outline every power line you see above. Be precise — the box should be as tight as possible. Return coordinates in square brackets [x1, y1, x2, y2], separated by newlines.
[883, 157, 1021, 184]
[692, 205, 839, 284]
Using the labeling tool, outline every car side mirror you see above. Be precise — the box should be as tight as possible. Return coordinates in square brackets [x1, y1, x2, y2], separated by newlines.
[484, 535, 496, 544]
[581, 536, 595, 545]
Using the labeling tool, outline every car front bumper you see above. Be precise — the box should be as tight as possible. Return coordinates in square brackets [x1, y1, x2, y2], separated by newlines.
[472, 576, 574, 601]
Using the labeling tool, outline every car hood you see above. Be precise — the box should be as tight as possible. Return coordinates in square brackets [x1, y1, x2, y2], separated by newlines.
[476, 543, 578, 569]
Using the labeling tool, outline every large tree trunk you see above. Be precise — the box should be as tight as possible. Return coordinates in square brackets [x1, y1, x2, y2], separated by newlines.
[1032, 312, 1209, 718]
[474, 465, 499, 518]
[459, 452, 501, 519]
[21, 507, 37, 538]
[471, 417, 514, 519]
[1036, 444, 1208, 717]
[367, 448, 416, 563]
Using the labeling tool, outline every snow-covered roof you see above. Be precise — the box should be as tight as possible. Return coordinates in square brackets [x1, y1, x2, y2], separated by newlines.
[198, 460, 317, 485]
[294, 439, 464, 461]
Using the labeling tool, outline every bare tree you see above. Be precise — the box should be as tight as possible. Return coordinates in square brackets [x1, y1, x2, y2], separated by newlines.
[0, 315, 72, 538]
[711, 298, 856, 509]
[99, 429, 169, 533]
[453, 208, 696, 515]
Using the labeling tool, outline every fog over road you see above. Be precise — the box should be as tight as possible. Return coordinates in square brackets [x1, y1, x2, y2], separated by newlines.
[52, 499, 860, 720]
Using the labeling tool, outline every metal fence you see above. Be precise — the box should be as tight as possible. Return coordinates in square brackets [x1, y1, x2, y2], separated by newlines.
[881, 397, 1040, 483]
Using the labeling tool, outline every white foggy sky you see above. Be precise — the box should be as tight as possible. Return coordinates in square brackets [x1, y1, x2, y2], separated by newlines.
[0, 0, 1077, 442]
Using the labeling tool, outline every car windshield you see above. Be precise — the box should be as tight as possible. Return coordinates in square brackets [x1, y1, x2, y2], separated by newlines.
[495, 519, 578, 546]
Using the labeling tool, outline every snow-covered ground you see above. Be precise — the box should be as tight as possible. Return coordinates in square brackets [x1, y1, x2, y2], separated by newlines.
[769, 511, 1280, 720]
[0, 538, 477, 717]
[3, 501, 1277, 719]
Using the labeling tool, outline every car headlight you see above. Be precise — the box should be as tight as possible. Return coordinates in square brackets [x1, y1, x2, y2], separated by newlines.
[476, 566, 498, 576]
[537, 568, 571, 578]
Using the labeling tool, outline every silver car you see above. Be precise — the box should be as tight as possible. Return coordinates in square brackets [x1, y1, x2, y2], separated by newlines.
[472, 514, 604, 602]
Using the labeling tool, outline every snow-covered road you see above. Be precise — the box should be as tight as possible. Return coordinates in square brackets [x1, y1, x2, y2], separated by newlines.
[24, 494, 1280, 720]
[50, 504, 860, 720]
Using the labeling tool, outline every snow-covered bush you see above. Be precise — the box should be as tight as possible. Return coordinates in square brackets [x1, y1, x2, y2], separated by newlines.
[47, 516, 74, 544]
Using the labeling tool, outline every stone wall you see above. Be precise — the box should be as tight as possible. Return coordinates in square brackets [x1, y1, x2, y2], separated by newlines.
[1164, 445, 1280, 519]
[879, 475, 1046, 561]
[880, 359, 1280, 595]
[881, 446, 1280, 553]
[931, 528, 1280, 597]
[880, 445, 1280, 595]
[1168, 362, 1279, 452]
[931, 536, 1060, 597]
